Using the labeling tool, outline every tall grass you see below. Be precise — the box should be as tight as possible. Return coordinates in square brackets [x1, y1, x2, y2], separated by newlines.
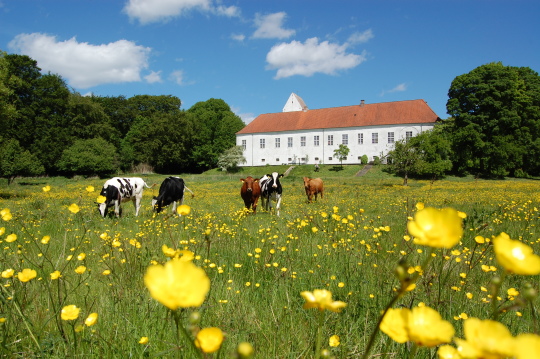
[0, 167, 539, 358]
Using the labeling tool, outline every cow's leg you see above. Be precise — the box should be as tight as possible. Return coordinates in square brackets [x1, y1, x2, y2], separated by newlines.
[114, 201, 121, 217]
[252, 197, 259, 214]
[171, 201, 178, 215]
[134, 196, 141, 216]
[275, 194, 282, 216]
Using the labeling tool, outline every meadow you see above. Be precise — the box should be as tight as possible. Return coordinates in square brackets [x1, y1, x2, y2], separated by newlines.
[0, 165, 539, 358]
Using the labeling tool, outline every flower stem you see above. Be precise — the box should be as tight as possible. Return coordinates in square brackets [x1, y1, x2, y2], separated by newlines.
[314, 310, 325, 359]
[172, 310, 202, 358]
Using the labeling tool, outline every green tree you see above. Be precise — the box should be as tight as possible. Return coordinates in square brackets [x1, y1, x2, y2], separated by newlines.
[333, 144, 350, 169]
[217, 146, 246, 172]
[446, 62, 540, 178]
[58, 138, 119, 177]
[187, 99, 245, 171]
[0, 138, 44, 184]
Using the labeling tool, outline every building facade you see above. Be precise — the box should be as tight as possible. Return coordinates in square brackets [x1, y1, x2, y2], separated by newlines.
[236, 94, 439, 167]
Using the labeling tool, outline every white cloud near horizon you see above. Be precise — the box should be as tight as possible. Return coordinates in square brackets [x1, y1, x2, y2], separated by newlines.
[347, 29, 374, 45]
[8, 33, 151, 88]
[169, 70, 185, 85]
[381, 83, 407, 96]
[252, 12, 295, 39]
[123, 0, 240, 24]
[144, 70, 163, 83]
[266, 37, 366, 79]
[231, 33, 246, 42]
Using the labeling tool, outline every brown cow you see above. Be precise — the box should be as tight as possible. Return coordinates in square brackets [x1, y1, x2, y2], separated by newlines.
[303, 177, 324, 203]
[240, 176, 261, 213]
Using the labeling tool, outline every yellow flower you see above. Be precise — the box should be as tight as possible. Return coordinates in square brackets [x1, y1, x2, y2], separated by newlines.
[61, 305, 80, 321]
[493, 232, 540, 275]
[177, 204, 191, 216]
[85, 313, 98, 326]
[41, 235, 50, 244]
[1, 268, 15, 278]
[474, 236, 485, 244]
[139, 337, 149, 344]
[381, 306, 454, 347]
[178, 250, 195, 261]
[96, 195, 106, 204]
[42, 185, 51, 192]
[102, 269, 111, 275]
[17, 268, 37, 282]
[455, 318, 515, 358]
[5, 234, 17, 243]
[416, 202, 425, 210]
[237, 342, 254, 358]
[144, 258, 210, 310]
[507, 288, 519, 297]
[329, 334, 341, 347]
[86, 185, 94, 192]
[195, 327, 224, 353]
[50, 271, 61, 280]
[75, 266, 87, 274]
[68, 204, 80, 214]
[407, 207, 463, 248]
[515, 333, 540, 359]
[77, 253, 86, 261]
[300, 289, 347, 312]
[437, 345, 461, 359]
[162, 244, 178, 258]
[1, 208, 12, 221]
[0, 317, 6, 323]
[0, 227, 4, 235]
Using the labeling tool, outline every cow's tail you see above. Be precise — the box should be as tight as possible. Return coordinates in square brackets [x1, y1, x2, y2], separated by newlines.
[143, 181, 152, 189]
[185, 186, 195, 198]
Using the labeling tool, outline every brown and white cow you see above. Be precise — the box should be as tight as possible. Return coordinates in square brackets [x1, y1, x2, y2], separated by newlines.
[303, 177, 324, 203]
[240, 176, 261, 214]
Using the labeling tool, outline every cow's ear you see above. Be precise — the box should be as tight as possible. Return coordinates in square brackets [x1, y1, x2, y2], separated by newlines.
[266, 174, 271, 177]
[254, 179, 259, 182]
[240, 179, 245, 182]
[279, 174, 284, 178]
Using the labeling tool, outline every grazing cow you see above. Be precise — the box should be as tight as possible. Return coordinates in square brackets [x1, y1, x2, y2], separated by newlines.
[260, 172, 284, 216]
[98, 177, 150, 217]
[303, 177, 324, 202]
[152, 177, 194, 215]
[240, 176, 261, 214]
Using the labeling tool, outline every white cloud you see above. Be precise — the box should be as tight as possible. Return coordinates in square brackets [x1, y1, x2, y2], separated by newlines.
[252, 12, 295, 39]
[232, 106, 255, 124]
[8, 33, 151, 88]
[381, 83, 407, 96]
[347, 29, 374, 45]
[266, 37, 366, 79]
[123, 0, 238, 24]
[169, 70, 185, 85]
[145, 70, 163, 83]
[231, 33, 246, 42]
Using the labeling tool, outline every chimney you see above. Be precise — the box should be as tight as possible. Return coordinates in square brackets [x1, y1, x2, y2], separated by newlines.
[360, 100, 365, 107]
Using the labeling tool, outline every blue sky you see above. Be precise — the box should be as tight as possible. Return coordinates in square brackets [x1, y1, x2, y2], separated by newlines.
[1, 0, 538, 123]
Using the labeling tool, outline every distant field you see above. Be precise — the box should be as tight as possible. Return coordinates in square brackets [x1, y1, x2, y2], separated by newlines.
[0, 167, 539, 358]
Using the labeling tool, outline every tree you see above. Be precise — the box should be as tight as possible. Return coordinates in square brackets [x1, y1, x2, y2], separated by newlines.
[333, 144, 350, 169]
[0, 138, 44, 184]
[217, 146, 246, 172]
[446, 62, 540, 178]
[58, 138, 119, 177]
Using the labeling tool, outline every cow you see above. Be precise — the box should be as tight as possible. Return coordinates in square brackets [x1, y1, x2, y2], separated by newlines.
[98, 177, 151, 217]
[152, 177, 194, 215]
[303, 177, 324, 203]
[260, 172, 284, 216]
[240, 176, 261, 214]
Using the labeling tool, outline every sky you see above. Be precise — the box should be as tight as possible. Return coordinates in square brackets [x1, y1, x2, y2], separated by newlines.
[1, 0, 539, 124]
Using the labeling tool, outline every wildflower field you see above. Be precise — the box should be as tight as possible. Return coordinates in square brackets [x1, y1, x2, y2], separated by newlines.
[1, 165, 539, 358]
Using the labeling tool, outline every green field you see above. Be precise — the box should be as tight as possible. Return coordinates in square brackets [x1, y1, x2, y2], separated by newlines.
[0, 165, 539, 358]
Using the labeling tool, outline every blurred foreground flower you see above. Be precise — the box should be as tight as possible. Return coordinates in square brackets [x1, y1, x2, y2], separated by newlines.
[1, 208, 12, 221]
[195, 327, 224, 353]
[144, 258, 210, 310]
[96, 195, 106, 204]
[454, 318, 514, 358]
[17, 268, 37, 282]
[177, 204, 191, 216]
[85, 313, 98, 326]
[515, 333, 540, 359]
[61, 305, 80, 321]
[407, 207, 463, 248]
[300, 289, 347, 312]
[493, 232, 540, 275]
[237, 342, 254, 358]
[437, 345, 461, 358]
[68, 204, 80, 214]
[380, 306, 454, 347]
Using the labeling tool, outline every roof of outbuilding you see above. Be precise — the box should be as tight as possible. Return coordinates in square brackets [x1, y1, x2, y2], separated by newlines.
[237, 99, 440, 134]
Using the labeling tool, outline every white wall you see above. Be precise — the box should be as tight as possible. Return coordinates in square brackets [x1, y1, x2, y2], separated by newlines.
[237, 124, 434, 166]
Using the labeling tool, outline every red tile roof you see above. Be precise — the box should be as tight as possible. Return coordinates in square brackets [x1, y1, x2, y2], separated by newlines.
[237, 99, 440, 134]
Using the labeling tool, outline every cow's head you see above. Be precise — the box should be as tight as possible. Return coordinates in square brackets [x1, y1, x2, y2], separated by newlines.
[303, 177, 311, 188]
[241, 177, 258, 192]
[152, 196, 162, 213]
[269, 172, 283, 188]
[97, 185, 117, 217]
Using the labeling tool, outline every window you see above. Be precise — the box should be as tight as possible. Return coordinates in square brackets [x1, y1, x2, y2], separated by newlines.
[241, 139, 246, 150]
[328, 157, 333, 161]
[275, 138, 280, 148]
[260, 139, 265, 148]
[314, 135, 320, 146]
[406, 131, 413, 142]
[261, 159, 265, 163]
[358, 133, 363, 144]
[388, 132, 395, 144]
[315, 157, 319, 161]
[300, 136, 306, 146]
[288, 158, 292, 162]
[328, 135, 334, 145]
[372, 133, 378, 144]
[342, 134, 348, 145]
[288, 137, 293, 147]
[276, 158, 279, 162]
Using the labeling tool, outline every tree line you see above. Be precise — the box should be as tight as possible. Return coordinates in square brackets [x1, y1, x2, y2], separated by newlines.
[0, 51, 245, 183]
[386, 62, 540, 181]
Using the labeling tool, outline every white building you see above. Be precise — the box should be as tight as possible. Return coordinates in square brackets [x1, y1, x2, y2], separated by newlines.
[236, 93, 440, 167]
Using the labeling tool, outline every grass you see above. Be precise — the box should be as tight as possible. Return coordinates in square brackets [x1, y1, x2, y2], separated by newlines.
[0, 166, 539, 358]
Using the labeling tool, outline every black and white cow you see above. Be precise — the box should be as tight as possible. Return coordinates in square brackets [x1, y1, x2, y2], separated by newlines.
[260, 172, 284, 216]
[98, 177, 150, 217]
[151, 177, 194, 215]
